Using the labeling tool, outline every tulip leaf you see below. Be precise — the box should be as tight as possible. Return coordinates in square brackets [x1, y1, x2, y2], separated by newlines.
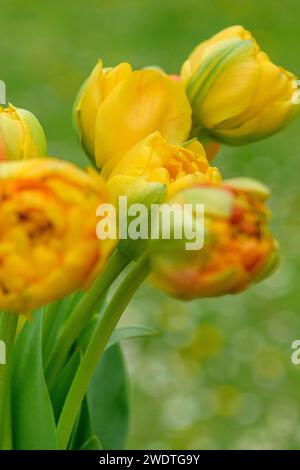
[106, 326, 157, 350]
[87, 344, 129, 450]
[76, 314, 98, 352]
[68, 397, 94, 450]
[51, 349, 81, 421]
[80, 435, 102, 450]
[78, 319, 156, 354]
[11, 310, 59, 449]
[43, 291, 83, 363]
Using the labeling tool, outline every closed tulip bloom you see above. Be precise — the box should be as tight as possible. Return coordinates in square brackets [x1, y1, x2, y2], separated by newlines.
[0, 159, 113, 312]
[103, 132, 221, 200]
[149, 178, 279, 299]
[181, 25, 300, 145]
[0, 104, 47, 161]
[74, 60, 192, 166]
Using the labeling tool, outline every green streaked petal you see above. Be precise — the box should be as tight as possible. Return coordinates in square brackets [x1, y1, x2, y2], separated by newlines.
[186, 38, 254, 110]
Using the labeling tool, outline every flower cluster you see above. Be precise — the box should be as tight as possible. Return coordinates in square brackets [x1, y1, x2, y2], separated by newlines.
[0, 26, 297, 311]
[73, 24, 296, 300]
[0, 24, 298, 452]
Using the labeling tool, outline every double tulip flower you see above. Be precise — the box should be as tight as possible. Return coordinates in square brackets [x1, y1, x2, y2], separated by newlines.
[103, 132, 221, 200]
[0, 24, 298, 311]
[0, 159, 113, 312]
[149, 178, 279, 299]
[181, 25, 300, 145]
[74, 61, 192, 166]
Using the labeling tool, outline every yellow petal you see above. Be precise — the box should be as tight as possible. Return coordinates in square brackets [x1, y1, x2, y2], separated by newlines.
[199, 45, 261, 128]
[74, 60, 104, 157]
[95, 69, 192, 167]
[0, 110, 23, 160]
[15, 105, 47, 159]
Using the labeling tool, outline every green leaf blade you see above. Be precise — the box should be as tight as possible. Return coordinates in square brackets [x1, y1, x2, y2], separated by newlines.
[88, 344, 129, 450]
[106, 326, 157, 351]
[11, 311, 59, 450]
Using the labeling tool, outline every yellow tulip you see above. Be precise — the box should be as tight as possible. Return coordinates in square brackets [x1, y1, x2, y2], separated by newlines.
[0, 159, 113, 312]
[103, 132, 221, 200]
[0, 104, 47, 161]
[74, 60, 192, 166]
[149, 178, 279, 299]
[181, 25, 300, 145]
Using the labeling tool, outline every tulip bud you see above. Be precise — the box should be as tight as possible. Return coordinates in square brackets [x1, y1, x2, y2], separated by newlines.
[149, 178, 279, 299]
[74, 60, 192, 167]
[0, 104, 47, 161]
[181, 25, 300, 145]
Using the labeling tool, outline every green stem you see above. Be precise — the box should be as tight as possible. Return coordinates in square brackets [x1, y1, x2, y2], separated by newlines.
[0, 311, 18, 450]
[45, 250, 129, 389]
[190, 121, 210, 140]
[57, 255, 150, 449]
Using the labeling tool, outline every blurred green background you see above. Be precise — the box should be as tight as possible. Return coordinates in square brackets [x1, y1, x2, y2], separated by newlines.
[2, 0, 300, 449]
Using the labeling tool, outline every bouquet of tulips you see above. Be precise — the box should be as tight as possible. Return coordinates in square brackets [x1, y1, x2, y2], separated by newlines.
[0, 26, 298, 450]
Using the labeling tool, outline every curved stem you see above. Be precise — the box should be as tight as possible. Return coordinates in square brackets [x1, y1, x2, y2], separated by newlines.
[45, 250, 129, 389]
[189, 123, 220, 161]
[57, 255, 150, 450]
[0, 311, 18, 450]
